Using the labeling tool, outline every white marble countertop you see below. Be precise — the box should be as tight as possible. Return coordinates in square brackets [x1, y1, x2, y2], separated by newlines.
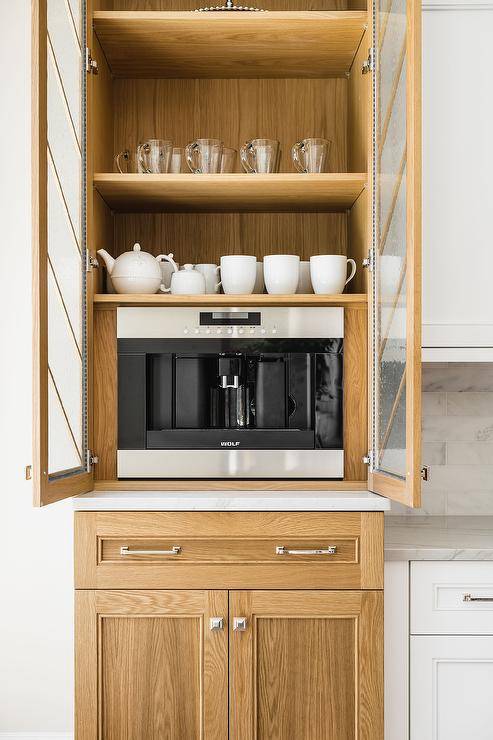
[385, 516, 493, 560]
[73, 489, 390, 511]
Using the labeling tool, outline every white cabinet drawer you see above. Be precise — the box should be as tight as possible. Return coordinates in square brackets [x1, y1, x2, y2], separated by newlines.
[411, 562, 493, 635]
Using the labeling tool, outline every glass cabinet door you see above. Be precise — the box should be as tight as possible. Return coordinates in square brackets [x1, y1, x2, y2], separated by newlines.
[369, 0, 422, 507]
[32, 0, 92, 505]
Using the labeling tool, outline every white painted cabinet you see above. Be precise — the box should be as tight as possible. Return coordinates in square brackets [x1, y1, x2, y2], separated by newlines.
[411, 636, 493, 740]
[385, 560, 493, 740]
[422, 0, 493, 361]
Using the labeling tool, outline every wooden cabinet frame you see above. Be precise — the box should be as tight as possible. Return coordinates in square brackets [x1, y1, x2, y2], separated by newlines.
[32, 0, 421, 508]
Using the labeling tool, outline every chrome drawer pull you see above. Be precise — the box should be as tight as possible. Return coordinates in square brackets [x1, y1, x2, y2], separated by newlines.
[120, 545, 181, 556]
[276, 545, 337, 556]
[463, 593, 493, 603]
[233, 617, 248, 631]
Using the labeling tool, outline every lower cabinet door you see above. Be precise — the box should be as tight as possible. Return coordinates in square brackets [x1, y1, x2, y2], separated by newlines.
[75, 589, 228, 740]
[411, 635, 493, 740]
[229, 590, 383, 740]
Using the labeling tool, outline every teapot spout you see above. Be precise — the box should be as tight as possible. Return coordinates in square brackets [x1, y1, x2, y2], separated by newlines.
[97, 249, 116, 275]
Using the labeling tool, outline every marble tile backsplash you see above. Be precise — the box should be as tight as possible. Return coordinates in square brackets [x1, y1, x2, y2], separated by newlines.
[390, 363, 493, 516]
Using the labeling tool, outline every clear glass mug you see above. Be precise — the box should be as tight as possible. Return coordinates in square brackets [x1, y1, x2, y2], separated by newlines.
[170, 147, 187, 173]
[292, 138, 331, 173]
[138, 139, 173, 174]
[240, 138, 280, 173]
[114, 147, 144, 173]
[186, 139, 223, 174]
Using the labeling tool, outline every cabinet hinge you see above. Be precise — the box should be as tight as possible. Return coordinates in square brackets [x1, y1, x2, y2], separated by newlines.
[362, 248, 375, 272]
[25, 464, 32, 481]
[85, 251, 99, 272]
[421, 465, 430, 482]
[362, 47, 374, 74]
[86, 450, 99, 470]
[85, 47, 98, 74]
[362, 451, 374, 466]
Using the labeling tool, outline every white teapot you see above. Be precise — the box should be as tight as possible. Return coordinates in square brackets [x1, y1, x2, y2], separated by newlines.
[97, 243, 164, 295]
[160, 259, 206, 295]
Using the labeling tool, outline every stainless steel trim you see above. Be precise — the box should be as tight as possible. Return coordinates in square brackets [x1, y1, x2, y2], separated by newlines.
[276, 545, 337, 555]
[463, 593, 493, 603]
[117, 449, 344, 479]
[210, 617, 224, 630]
[120, 545, 181, 556]
[117, 306, 344, 339]
[233, 617, 247, 631]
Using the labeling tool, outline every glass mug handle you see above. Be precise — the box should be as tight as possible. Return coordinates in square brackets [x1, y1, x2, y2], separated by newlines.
[114, 149, 129, 174]
[291, 141, 307, 173]
[186, 141, 200, 173]
[345, 258, 357, 286]
[138, 142, 151, 174]
[156, 253, 179, 293]
[240, 141, 255, 173]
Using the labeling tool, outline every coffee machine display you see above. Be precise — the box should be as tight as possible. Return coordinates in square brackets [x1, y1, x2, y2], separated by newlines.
[117, 307, 345, 479]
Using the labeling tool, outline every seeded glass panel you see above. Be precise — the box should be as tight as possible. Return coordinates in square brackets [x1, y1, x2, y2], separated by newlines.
[373, 0, 408, 478]
[46, 0, 86, 476]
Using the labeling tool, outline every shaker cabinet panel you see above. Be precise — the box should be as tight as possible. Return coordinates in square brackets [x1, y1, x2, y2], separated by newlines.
[75, 589, 229, 740]
[411, 635, 493, 740]
[230, 590, 383, 740]
[422, 6, 493, 355]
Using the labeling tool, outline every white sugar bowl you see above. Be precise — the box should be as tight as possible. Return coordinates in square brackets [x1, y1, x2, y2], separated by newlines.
[162, 263, 206, 295]
[97, 243, 163, 294]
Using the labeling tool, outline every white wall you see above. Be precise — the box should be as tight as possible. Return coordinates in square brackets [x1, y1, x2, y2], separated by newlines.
[0, 1, 74, 734]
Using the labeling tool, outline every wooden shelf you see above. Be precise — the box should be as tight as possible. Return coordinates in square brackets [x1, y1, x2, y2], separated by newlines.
[94, 293, 367, 307]
[94, 173, 367, 213]
[93, 11, 368, 78]
[93, 480, 369, 491]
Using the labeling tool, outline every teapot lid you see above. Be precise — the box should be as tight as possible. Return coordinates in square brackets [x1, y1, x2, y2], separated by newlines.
[182, 263, 196, 271]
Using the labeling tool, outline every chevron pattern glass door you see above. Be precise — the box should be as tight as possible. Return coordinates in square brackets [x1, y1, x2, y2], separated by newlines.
[46, 0, 86, 477]
[372, 0, 409, 480]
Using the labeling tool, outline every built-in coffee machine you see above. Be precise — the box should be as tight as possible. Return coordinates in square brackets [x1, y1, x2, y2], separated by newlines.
[117, 307, 344, 478]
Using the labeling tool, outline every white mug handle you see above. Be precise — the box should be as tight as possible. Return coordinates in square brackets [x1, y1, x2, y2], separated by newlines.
[159, 283, 170, 293]
[345, 258, 357, 286]
[156, 252, 179, 273]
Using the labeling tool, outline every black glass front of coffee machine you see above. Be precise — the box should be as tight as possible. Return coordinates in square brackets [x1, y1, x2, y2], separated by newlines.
[118, 338, 343, 451]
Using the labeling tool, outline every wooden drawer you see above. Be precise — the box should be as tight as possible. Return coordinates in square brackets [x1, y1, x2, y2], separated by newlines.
[75, 511, 383, 590]
[411, 562, 493, 635]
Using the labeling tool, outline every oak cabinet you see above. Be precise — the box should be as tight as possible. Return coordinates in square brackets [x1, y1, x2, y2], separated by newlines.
[32, 0, 423, 509]
[76, 589, 383, 740]
[75, 511, 384, 739]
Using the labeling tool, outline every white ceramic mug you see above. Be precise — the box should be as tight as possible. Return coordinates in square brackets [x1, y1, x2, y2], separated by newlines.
[310, 255, 356, 294]
[219, 256, 257, 295]
[264, 255, 300, 295]
[296, 261, 313, 294]
[195, 263, 221, 294]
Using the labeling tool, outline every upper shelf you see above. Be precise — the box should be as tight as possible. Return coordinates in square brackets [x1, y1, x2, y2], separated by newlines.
[92, 11, 368, 78]
[94, 173, 367, 213]
[93, 293, 368, 308]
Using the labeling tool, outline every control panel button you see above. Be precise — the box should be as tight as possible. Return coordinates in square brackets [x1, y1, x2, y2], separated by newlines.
[184, 327, 189, 334]
[227, 327, 233, 335]
[272, 326, 278, 334]
[194, 327, 200, 334]
[216, 328, 222, 334]
[249, 328, 255, 334]
[260, 327, 266, 334]
[205, 328, 211, 335]
[238, 327, 244, 335]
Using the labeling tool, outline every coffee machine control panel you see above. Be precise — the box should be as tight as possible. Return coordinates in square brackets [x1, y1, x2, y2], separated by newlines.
[117, 307, 344, 340]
